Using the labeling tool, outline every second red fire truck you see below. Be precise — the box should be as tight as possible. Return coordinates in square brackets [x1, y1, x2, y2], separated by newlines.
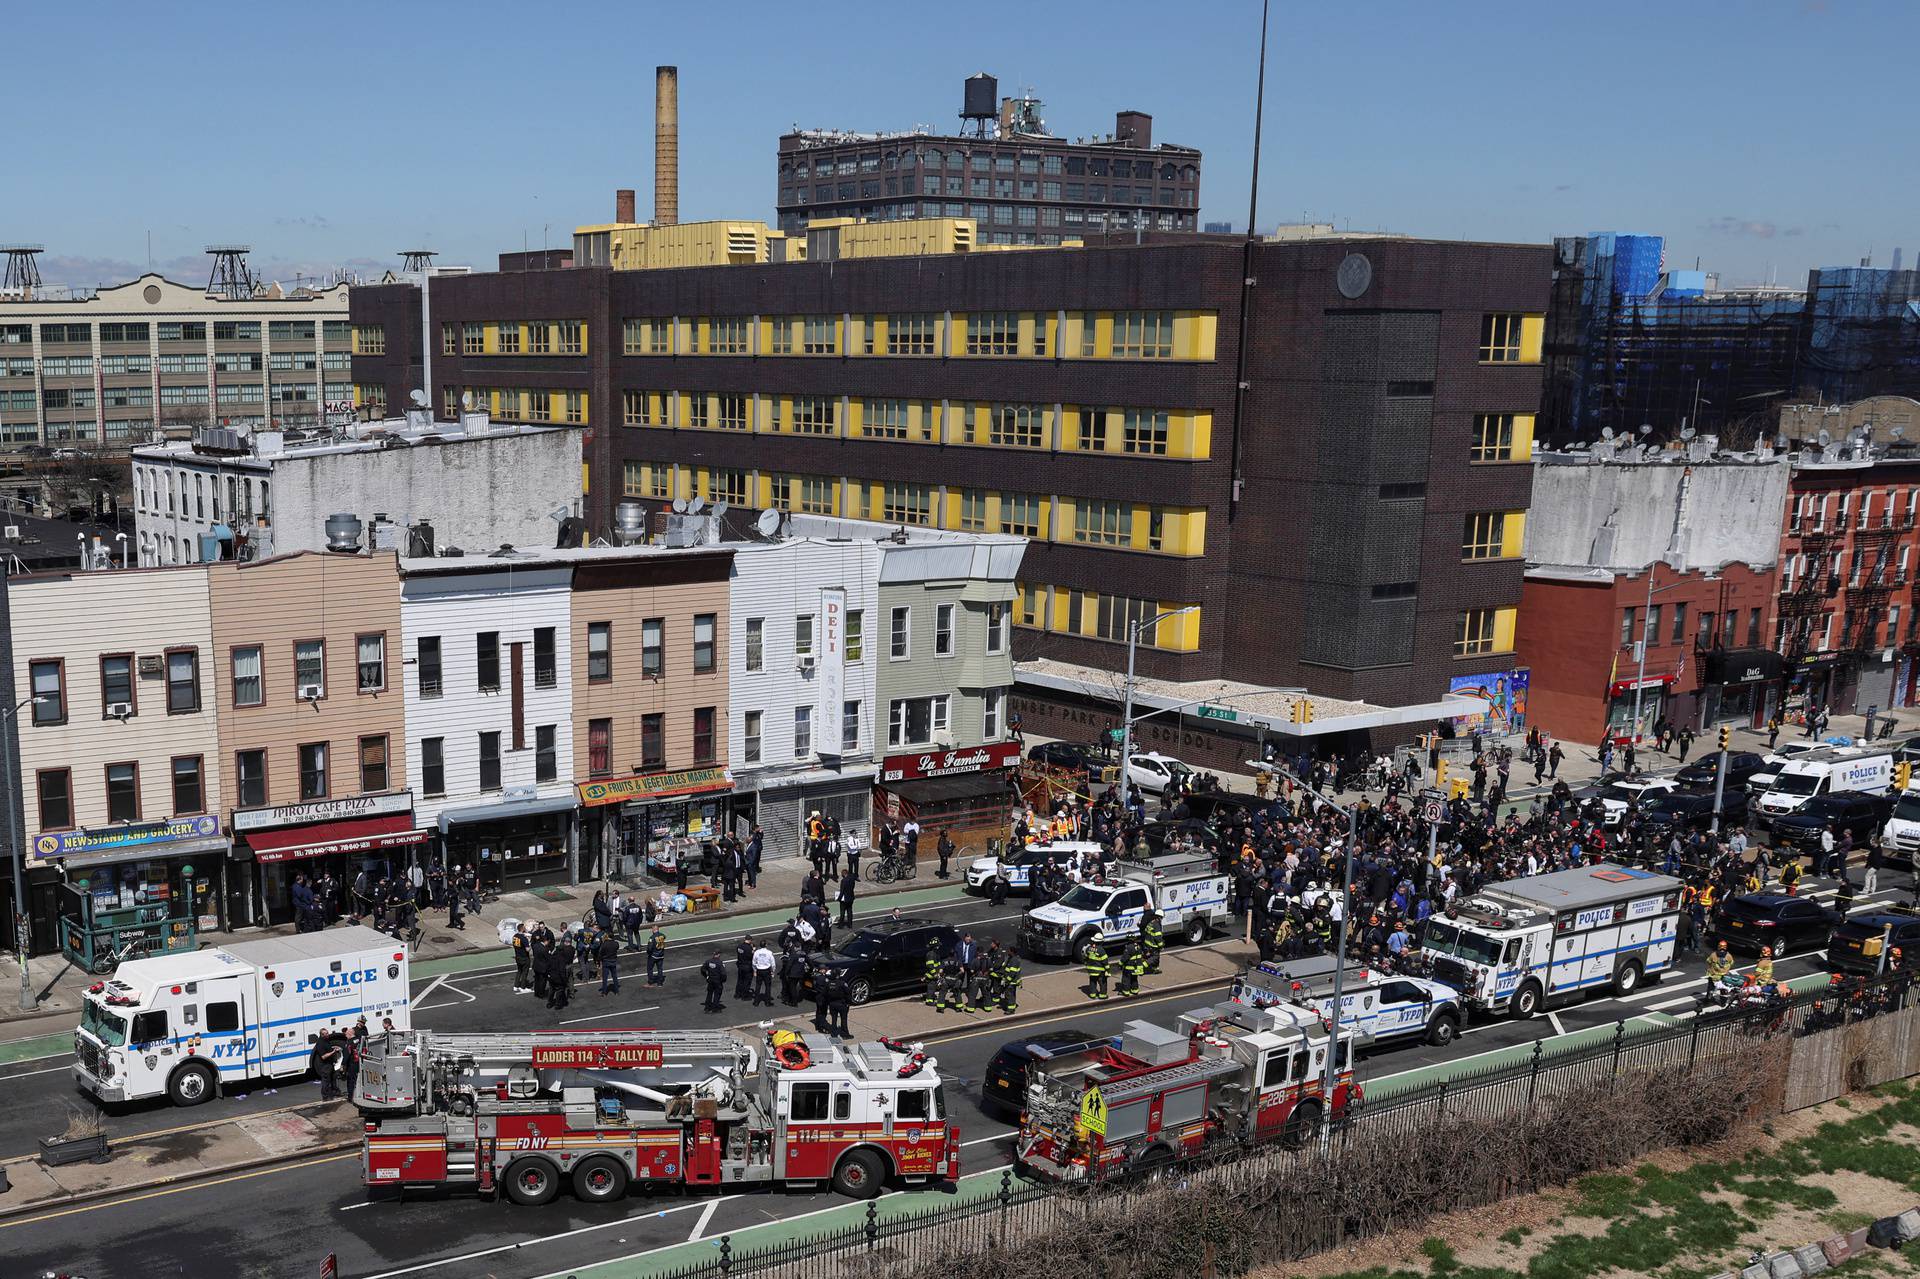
[1015, 999, 1358, 1183]
[355, 1027, 958, 1203]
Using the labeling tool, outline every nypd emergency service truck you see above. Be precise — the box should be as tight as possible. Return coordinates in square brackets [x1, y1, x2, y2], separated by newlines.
[1420, 864, 1681, 1019]
[73, 926, 410, 1106]
[1229, 956, 1467, 1048]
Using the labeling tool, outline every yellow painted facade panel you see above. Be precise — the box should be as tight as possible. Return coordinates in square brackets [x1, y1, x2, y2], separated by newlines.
[1519, 314, 1545, 364]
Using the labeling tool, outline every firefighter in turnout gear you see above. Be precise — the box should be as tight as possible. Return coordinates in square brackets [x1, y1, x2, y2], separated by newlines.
[946, 951, 974, 1012]
[923, 946, 944, 1008]
[1118, 939, 1146, 998]
[1084, 937, 1110, 1001]
[1141, 910, 1164, 974]
[997, 950, 1021, 1013]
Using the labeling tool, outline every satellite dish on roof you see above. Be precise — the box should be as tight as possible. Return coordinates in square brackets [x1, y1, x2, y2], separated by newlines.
[409, 389, 429, 408]
[461, 390, 476, 410]
[1680, 426, 1695, 440]
[671, 497, 687, 513]
[1637, 424, 1652, 437]
[756, 508, 782, 537]
[1819, 429, 1833, 446]
[686, 497, 706, 515]
[711, 501, 729, 520]
[1600, 427, 1616, 440]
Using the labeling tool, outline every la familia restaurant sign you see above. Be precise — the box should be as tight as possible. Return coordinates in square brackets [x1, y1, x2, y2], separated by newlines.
[577, 766, 732, 809]
[881, 741, 1021, 783]
[35, 813, 222, 858]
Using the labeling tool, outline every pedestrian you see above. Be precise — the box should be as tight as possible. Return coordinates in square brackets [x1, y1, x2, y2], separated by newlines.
[734, 936, 754, 1001]
[446, 875, 464, 931]
[1084, 936, 1109, 1001]
[836, 868, 857, 928]
[1866, 843, 1883, 896]
[1549, 741, 1564, 779]
[745, 825, 764, 891]
[598, 928, 621, 995]
[1768, 716, 1781, 750]
[936, 830, 955, 879]
[645, 927, 667, 985]
[701, 951, 727, 1013]
[313, 1034, 344, 1101]
[752, 940, 775, 1006]
[511, 923, 532, 992]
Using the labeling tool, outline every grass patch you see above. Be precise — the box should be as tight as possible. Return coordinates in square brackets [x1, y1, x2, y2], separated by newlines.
[1495, 1226, 1529, 1247]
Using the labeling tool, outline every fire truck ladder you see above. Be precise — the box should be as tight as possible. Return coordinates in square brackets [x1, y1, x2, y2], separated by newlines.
[1099, 1053, 1245, 1105]
[408, 1028, 752, 1067]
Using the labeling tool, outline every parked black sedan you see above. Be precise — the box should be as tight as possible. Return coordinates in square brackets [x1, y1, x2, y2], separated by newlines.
[1826, 909, 1920, 976]
[802, 918, 960, 1005]
[1766, 791, 1893, 853]
[981, 1029, 1114, 1119]
[1711, 893, 1842, 957]
[1674, 751, 1770, 792]
[1639, 788, 1749, 840]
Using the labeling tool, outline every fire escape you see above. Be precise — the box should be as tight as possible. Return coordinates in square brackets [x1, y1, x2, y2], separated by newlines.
[1779, 524, 1840, 662]
[1844, 518, 1900, 654]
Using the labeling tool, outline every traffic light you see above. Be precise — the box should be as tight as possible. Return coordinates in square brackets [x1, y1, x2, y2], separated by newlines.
[1718, 727, 1730, 752]
[1898, 760, 1913, 791]
[1290, 700, 1313, 725]
[1435, 758, 1450, 789]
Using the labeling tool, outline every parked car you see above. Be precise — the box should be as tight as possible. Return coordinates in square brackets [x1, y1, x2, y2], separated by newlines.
[1026, 740, 1112, 781]
[1126, 751, 1192, 795]
[1710, 893, 1842, 957]
[801, 917, 960, 1005]
[981, 1029, 1113, 1119]
[1766, 791, 1893, 852]
[1639, 788, 1749, 840]
[1594, 776, 1678, 826]
[1172, 790, 1275, 824]
[1826, 910, 1920, 976]
[1674, 751, 1769, 792]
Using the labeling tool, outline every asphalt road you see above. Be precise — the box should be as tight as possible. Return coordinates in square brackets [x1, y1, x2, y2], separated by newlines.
[6, 860, 1913, 1279]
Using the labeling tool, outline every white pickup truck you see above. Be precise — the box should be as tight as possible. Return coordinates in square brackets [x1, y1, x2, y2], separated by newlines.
[1016, 852, 1229, 961]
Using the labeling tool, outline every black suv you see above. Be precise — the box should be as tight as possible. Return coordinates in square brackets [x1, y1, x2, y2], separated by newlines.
[1767, 791, 1892, 852]
[1027, 741, 1111, 780]
[1711, 893, 1842, 957]
[1675, 751, 1769, 792]
[981, 1029, 1111, 1119]
[1639, 788, 1749, 840]
[802, 918, 960, 1005]
[1827, 910, 1920, 976]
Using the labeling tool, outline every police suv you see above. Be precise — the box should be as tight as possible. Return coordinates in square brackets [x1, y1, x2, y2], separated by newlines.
[73, 926, 410, 1106]
[1229, 956, 1466, 1048]
[965, 840, 1103, 895]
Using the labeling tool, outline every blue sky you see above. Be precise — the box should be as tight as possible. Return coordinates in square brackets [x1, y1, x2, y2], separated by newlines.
[12, 0, 1917, 290]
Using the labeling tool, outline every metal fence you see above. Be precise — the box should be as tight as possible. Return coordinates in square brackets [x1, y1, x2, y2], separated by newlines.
[651, 969, 1914, 1279]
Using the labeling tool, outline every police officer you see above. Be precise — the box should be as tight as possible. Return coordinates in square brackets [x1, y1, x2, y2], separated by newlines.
[812, 958, 833, 1032]
[646, 927, 667, 986]
[837, 868, 857, 928]
[997, 949, 1021, 1013]
[1141, 910, 1164, 974]
[1084, 937, 1110, 1001]
[825, 967, 853, 1037]
[598, 928, 621, 995]
[511, 923, 532, 992]
[734, 935, 755, 1002]
[779, 943, 805, 1006]
[700, 951, 728, 1013]
[530, 926, 551, 1000]
[936, 830, 956, 879]
[547, 934, 574, 1011]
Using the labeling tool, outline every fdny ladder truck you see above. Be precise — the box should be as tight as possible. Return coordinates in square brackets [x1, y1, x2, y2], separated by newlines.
[1014, 1000, 1358, 1184]
[356, 1027, 958, 1204]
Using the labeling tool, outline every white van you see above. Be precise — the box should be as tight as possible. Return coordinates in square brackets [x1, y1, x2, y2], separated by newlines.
[74, 926, 410, 1106]
[1884, 786, 1920, 863]
[1754, 746, 1894, 827]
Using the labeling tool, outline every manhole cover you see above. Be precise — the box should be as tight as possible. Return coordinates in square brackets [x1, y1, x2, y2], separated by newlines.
[426, 934, 456, 945]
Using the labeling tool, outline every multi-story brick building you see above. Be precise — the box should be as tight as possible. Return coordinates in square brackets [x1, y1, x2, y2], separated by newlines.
[350, 234, 1550, 746]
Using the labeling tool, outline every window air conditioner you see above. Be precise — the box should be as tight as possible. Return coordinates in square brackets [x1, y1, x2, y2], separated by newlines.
[797, 654, 816, 670]
[298, 684, 323, 701]
[105, 701, 133, 719]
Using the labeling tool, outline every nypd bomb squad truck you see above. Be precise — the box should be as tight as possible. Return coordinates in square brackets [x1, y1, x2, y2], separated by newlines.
[1418, 864, 1681, 1019]
[73, 926, 410, 1106]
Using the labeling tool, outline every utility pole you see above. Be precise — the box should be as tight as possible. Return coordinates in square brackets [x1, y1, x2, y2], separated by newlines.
[1113, 607, 1199, 804]
[1710, 726, 1729, 836]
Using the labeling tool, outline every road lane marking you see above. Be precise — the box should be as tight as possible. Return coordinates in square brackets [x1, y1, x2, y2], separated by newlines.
[687, 1197, 721, 1241]
[1546, 1011, 1567, 1036]
[412, 973, 449, 1008]
[360, 1192, 750, 1278]
[0, 1151, 360, 1230]
[559, 1005, 661, 1026]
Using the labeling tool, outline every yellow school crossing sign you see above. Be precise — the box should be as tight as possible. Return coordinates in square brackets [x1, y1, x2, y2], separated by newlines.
[1077, 1085, 1108, 1137]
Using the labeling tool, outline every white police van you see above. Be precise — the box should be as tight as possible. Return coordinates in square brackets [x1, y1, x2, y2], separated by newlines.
[1754, 745, 1893, 828]
[1228, 956, 1467, 1048]
[73, 926, 410, 1106]
[965, 839, 1102, 895]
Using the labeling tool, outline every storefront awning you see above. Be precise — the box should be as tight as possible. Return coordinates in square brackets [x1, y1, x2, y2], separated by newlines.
[61, 834, 230, 870]
[436, 792, 577, 833]
[1703, 648, 1786, 685]
[880, 770, 1018, 806]
[245, 815, 430, 864]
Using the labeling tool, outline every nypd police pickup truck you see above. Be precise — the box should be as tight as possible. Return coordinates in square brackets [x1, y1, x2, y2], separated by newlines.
[73, 926, 410, 1106]
[1017, 852, 1230, 961]
[1229, 956, 1467, 1048]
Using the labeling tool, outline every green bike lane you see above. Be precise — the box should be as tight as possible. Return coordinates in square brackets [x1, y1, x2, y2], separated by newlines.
[0, 881, 973, 1068]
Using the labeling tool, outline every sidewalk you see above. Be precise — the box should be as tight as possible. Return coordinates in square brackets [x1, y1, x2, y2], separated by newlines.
[0, 1098, 362, 1219]
[2, 853, 916, 1034]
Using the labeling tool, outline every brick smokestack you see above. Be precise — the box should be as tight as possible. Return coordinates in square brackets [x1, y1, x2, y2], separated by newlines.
[615, 188, 636, 225]
[654, 66, 679, 227]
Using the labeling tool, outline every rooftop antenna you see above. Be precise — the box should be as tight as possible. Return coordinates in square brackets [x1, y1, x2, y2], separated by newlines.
[399, 248, 436, 274]
[205, 245, 255, 299]
[1, 244, 43, 296]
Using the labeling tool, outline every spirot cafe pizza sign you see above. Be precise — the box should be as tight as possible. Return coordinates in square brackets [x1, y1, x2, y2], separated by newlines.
[880, 741, 1021, 783]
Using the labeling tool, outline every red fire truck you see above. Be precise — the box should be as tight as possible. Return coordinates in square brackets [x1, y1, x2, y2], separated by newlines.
[1015, 1000, 1358, 1183]
[355, 1027, 958, 1203]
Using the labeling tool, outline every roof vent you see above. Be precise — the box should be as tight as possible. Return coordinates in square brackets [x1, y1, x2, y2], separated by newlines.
[324, 513, 363, 553]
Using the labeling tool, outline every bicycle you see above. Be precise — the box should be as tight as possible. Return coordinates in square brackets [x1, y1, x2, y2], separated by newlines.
[864, 850, 919, 885]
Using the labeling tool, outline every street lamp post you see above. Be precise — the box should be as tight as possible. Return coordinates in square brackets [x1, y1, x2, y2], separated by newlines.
[1116, 607, 1200, 802]
[5, 694, 47, 1011]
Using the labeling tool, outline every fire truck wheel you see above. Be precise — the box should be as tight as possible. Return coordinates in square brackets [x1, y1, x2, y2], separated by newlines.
[1425, 1011, 1460, 1047]
[1185, 917, 1208, 945]
[571, 1155, 629, 1204]
[1511, 981, 1543, 1020]
[1611, 961, 1643, 997]
[503, 1158, 561, 1206]
[1282, 1101, 1324, 1149]
[1131, 1145, 1176, 1183]
[168, 1062, 215, 1107]
[831, 1148, 887, 1199]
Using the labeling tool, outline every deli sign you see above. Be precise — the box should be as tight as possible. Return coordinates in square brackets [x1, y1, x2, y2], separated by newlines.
[881, 741, 1021, 782]
[530, 1043, 665, 1069]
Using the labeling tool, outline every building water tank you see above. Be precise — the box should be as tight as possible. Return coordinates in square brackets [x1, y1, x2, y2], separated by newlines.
[962, 72, 998, 121]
